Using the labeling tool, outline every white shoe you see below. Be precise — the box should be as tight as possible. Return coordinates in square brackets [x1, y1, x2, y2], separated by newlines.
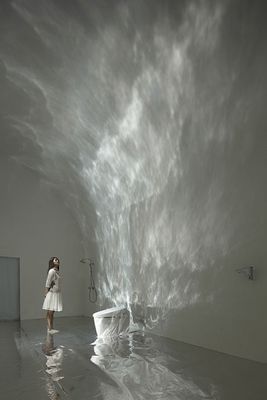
[48, 329, 59, 334]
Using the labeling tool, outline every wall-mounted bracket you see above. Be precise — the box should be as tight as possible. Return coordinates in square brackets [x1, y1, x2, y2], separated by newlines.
[236, 266, 255, 280]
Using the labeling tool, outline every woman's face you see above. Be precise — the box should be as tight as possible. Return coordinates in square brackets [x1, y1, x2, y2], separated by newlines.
[53, 258, 60, 267]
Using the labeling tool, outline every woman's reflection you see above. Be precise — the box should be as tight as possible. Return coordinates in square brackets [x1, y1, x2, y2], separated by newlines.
[42, 332, 64, 400]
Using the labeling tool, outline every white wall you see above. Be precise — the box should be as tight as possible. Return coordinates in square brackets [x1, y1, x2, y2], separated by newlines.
[142, 126, 267, 363]
[128, 123, 267, 363]
[0, 157, 87, 320]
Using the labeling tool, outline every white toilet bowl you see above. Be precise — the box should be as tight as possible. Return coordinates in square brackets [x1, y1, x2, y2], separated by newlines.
[93, 306, 130, 337]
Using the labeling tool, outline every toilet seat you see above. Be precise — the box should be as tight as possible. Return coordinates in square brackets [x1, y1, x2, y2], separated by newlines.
[93, 306, 127, 319]
[93, 306, 130, 337]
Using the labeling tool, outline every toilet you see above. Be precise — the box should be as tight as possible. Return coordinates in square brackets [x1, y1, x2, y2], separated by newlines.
[93, 306, 130, 337]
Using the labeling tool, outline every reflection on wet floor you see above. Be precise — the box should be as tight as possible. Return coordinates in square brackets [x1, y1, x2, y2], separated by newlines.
[1, 317, 267, 400]
[91, 335, 215, 399]
[42, 333, 64, 399]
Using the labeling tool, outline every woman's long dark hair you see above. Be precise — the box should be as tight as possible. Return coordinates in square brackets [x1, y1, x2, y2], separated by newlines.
[47, 257, 60, 275]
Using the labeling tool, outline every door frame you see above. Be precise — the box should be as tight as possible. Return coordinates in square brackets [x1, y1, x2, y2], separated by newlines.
[0, 255, 20, 321]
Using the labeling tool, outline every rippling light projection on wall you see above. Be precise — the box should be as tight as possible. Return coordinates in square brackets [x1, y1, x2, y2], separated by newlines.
[1, 0, 265, 329]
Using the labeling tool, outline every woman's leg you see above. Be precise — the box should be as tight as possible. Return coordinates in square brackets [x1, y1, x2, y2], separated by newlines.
[46, 311, 51, 330]
[46, 311, 54, 330]
[50, 311, 55, 329]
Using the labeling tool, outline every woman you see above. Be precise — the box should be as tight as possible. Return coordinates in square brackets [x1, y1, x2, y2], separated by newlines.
[42, 257, 63, 334]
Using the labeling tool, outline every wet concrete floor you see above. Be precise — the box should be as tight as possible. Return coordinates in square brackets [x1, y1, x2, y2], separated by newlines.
[1, 317, 266, 399]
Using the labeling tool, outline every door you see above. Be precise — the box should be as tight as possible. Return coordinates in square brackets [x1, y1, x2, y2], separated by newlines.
[0, 256, 20, 320]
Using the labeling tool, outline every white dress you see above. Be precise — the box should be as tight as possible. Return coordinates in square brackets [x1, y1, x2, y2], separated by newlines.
[42, 268, 63, 312]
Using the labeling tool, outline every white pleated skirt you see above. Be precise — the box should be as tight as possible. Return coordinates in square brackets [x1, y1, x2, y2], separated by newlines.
[42, 291, 63, 312]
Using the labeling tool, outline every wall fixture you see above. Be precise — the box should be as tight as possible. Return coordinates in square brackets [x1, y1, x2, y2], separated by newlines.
[80, 258, 98, 302]
[236, 266, 255, 280]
